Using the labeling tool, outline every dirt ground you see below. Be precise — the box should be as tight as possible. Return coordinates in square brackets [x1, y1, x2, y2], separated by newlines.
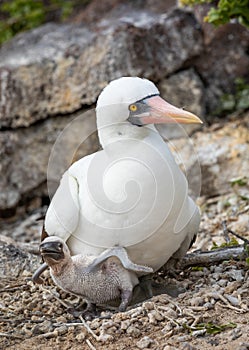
[1, 116, 249, 350]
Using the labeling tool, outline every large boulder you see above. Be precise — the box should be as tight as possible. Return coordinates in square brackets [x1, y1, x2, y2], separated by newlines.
[157, 68, 205, 138]
[0, 110, 99, 215]
[169, 114, 249, 198]
[0, 9, 202, 129]
[192, 4, 249, 116]
[0, 235, 40, 279]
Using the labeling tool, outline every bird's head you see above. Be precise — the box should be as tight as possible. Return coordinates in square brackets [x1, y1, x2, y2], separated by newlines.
[97, 76, 201, 131]
[39, 236, 70, 266]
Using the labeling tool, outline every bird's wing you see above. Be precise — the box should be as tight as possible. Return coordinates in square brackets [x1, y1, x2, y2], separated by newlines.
[44, 171, 80, 241]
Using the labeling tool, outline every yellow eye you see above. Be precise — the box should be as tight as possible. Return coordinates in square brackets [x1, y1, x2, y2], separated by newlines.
[129, 104, 137, 112]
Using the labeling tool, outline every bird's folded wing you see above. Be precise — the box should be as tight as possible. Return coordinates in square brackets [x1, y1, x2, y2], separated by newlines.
[44, 171, 80, 241]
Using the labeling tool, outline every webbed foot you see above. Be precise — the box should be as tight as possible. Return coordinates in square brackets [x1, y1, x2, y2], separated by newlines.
[139, 274, 154, 298]
[131, 278, 185, 305]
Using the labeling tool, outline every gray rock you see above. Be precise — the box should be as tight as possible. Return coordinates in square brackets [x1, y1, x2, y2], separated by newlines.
[0, 9, 202, 128]
[136, 336, 155, 349]
[169, 116, 249, 197]
[0, 235, 40, 279]
[192, 5, 249, 115]
[32, 320, 53, 335]
[126, 325, 141, 337]
[157, 68, 205, 139]
[226, 270, 244, 283]
[217, 279, 227, 287]
[224, 294, 239, 306]
[0, 109, 99, 214]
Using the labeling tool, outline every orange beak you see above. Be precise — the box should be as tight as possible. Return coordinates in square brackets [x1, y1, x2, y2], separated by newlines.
[140, 96, 203, 125]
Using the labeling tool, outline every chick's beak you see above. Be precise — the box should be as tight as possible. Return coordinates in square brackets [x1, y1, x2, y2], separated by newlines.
[39, 241, 64, 261]
[141, 96, 203, 125]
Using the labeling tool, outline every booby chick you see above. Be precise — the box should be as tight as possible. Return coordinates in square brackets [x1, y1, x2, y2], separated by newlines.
[34, 236, 153, 312]
[44, 77, 202, 274]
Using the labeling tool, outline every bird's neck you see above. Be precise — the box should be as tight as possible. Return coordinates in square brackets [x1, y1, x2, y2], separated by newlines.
[97, 122, 162, 150]
[50, 257, 73, 276]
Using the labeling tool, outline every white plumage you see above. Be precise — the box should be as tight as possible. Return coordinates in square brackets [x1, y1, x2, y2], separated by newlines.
[45, 77, 201, 272]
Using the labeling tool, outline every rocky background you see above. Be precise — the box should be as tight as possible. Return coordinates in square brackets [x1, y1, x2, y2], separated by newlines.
[0, 0, 249, 349]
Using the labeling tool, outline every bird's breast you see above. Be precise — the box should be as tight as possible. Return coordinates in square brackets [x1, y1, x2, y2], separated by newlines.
[69, 138, 189, 254]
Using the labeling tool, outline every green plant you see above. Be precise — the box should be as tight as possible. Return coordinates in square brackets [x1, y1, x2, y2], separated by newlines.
[191, 266, 204, 271]
[180, 0, 249, 28]
[0, 0, 45, 45]
[230, 176, 248, 187]
[0, 0, 88, 46]
[211, 237, 239, 250]
[216, 78, 249, 115]
[183, 321, 237, 335]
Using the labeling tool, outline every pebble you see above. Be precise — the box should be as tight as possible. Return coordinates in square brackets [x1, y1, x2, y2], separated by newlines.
[130, 307, 144, 318]
[22, 326, 32, 337]
[126, 325, 141, 337]
[212, 273, 220, 281]
[191, 270, 204, 277]
[238, 342, 249, 350]
[182, 343, 197, 350]
[229, 328, 242, 340]
[163, 346, 178, 350]
[56, 325, 68, 335]
[55, 316, 67, 323]
[101, 320, 117, 330]
[113, 312, 129, 322]
[37, 331, 57, 339]
[178, 335, 191, 342]
[75, 332, 86, 342]
[143, 301, 154, 311]
[177, 318, 188, 326]
[136, 336, 154, 349]
[31, 315, 43, 321]
[190, 296, 203, 306]
[148, 312, 157, 324]
[203, 302, 213, 309]
[120, 320, 131, 330]
[217, 279, 227, 287]
[90, 319, 100, 329]
[161, 324, 174, 334]
[148, 310, 164, 324]
[32, 320, 53, 335]
[225, 281, 242, 293]
[192, 329, 206, 337]
[203, 267, 210, 275]
[226, 270, 244, 282]
[214, 266, 223, 273]
[98, 332, 114, 342]
[224, 294, 239, 306]
[165, 308, 178, 318]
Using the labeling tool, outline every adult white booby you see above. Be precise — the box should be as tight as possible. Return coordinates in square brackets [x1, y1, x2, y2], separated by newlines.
[44, 77, 202, 272]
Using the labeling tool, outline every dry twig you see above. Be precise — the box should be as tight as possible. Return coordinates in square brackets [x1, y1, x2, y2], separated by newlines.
[79, 315, 99, 341]
[86, 339, 97, 350]
[180, 245, 247, 268]
[0, 332, 23, 339]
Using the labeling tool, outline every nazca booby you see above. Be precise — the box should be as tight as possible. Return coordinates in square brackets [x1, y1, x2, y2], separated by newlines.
[35, 236, 153, 311]
[44, 77, 202, 272]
